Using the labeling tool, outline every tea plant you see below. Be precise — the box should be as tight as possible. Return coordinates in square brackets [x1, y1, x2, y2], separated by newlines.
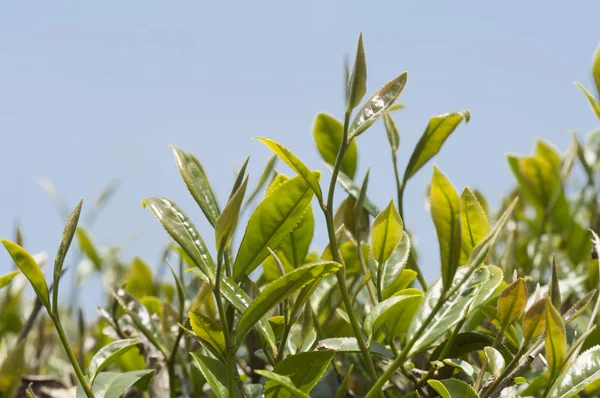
[1, 34, 600, 398]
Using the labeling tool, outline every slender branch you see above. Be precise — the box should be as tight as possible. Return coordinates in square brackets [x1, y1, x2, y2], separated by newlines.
[214, 248, 236, 398]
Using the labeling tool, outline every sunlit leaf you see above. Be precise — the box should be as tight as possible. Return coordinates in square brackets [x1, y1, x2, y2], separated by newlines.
[88, 338, 142, 384]
[484, 346, 505, 378]
[363, 289, 423, 339]
[547, 345, 600, 398]
[575, 82, 600, 120]
[126, 257, 154, 299]
[371, 200, 403, 267]
[216, 176, 248, 250]
[460, 188, 489, 264]
[88, 369, 155, 398]
[312, 113, 358, 179]
[316, 337, 393, 358]
[546, 297, 567, 378]
[0, 270, 20, 290]
[346, 32, 367, 111]
[255, 370, 309, 398]
[264, 351, 335, 397]
[523, 298, 546, 344]
[497, 278, 528, 329]
[245, 155, 277, 206]
[191, 353, 240, 398]
[279, 206, 314, 267]
[53, 199, 82, 307]
[383, 113, 400, 153]
[77, 227, 102, 271]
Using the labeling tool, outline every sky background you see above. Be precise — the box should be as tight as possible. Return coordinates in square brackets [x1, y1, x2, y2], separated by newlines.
[1, 2, 599, 313]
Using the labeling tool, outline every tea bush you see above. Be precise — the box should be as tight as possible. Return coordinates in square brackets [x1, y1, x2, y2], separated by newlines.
[1, 34, 600, 398]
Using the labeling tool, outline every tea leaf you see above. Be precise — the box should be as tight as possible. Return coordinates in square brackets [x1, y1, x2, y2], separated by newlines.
[404, 111, 470, 181]
[77, 227, 102, 271]
[126, 257, 154, 299]
[383, 113, 400, 153]
[88, 369, 155, 398]
[142, 197, 215, 281]
[0, 240, 50, 310]
[0, 270, 20, 290]
[246, 155, 277, 206]
[380, 232, 412, 299]
[235, 261, 340, 345]
[171, 146, 220, 227]
[372, 200, 403, 266]
[348, 71, 408, 139]
[189, 311, 226, 356]
[363, 289, 423, 339]
[550, 256, 561, 309]
[53, 199, 82, 307]
[523, 298, 546, 344]
[546, 297, 567, 378]
[484, 346, 505, 378]
[430, 332, 512, 362]
[497, 278, 528, 329]
[279, 205, 314, 267]
[233, 173, 318, 281]
[346, 32, 367, 111]
[508, 155, 561, 210]
[547, 345, 600, 398]
[313, 113, 358, 179]
[460, 188, 489, 264]
[257, 137, 323, 200]
[88, 338, 142, 383]
[229, 156, 250, 199]
[0, 340, 25, 396]
[316, 337, 393, 358]
[216, 176, 248, 250]
[191, 353, 240, 398]
[594, 43, 600, 96]
[575, 82, 600, 120]
[326, 164, 380, 216]
[427, 378, 479, 398]
[264, 350, 335, 397]
[255, 370, 309, 398]
[430, 167, 462, 290]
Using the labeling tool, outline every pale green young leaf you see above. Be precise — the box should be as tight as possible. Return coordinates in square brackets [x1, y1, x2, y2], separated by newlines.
[575, 82, 600, 120]
[142, 197, 215, 281]
[346, 32, 367, 111]
[363, 289, 423, 339]
[0, 340, 25, 396]
[245, 155, 277, 206]
[255, 370, 309, 398]
[233, 173, 318, 281]
[348, 71, 408, 139]
[404, 111, 470, 181]
[383, 112, 400, 153]
[279, 205, 314, 267]
[508, 154, 561, 210]
[523, 298, 547, 344]
[53, 199, 82, 307]
[536, 140, 562, 171]
[547, 345, 600, 398]
[88, 338, 142, 384]
[497, 278, 528, 329]
[430, 167, 462, 290]
[126, 257, 154, 299]
[264, 350, 335, 398]
[189, 311, 226, 356]
[593, 43, 600, 97]
[383, 268, 417, 300]
[379, 231, 411, 299]
[77, 227, 102, 271]
[229, 156, 250, 199]
[0, 240, 50, 310]
[256, 137, 323, 200]
[216, 176, 248, 250]
[371, 200, 403, 266]
[0, 270, 20, 290]
[88, 369, 155, 398]
[427, 378, 479, 398]
[171, 146, 221, 227]
[460, 188, 489, 264]
[484, 346, 505, 378]
[312, 113, 358, 179]
[235, 261, 340, 345]
[546, 297, 567, 378]
[191, 353, 240, 398]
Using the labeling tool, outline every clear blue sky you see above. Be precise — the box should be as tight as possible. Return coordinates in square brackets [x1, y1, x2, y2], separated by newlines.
[1, 2, 599, 312]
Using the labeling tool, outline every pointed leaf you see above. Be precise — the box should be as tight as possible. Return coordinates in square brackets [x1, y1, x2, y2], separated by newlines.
[346, 32, 367, 111]
[245, 155, 277, 206]
[383, 113, 400, 153]
[427, 378, 479, 398]
[234, 173, 319, 280]
[89, 369, 155, 398]
[0, 240, 50, 309]
[523, 298, 547, 344]
[575, 82, 600, 120]
[593, 43, 600, 97]
[547, 345, 600, 398]
[380, 232, 412, 299]
[88, 338, 142, 383]
[264, 351, 335, 397]
[497, 278, 528, 329]
[383, 268, 416, 300]
[191, 353, 239, 398]
[279, 205, 314, 267]
[235, 261, 340, 345]
[216, 176, 248, 250]
[0, 270, 20, 290]
[372, 200, 403, 267]
[460, 188, 489, 263]
[430, 167, 462, 289]
[171, 146, 220, 227]
[546, 297, 567, 378]
[53, 199, 82, 306]
[77, 227, 102, 271]
[404, 111, 470, 181]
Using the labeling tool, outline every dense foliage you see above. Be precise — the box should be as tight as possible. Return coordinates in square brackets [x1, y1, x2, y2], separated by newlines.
[1, 34, 600, 398]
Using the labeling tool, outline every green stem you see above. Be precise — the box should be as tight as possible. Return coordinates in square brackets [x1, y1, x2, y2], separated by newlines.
[168, 327, 185, 398]
[215, 249, 237, 398]
[50, 312, 95, 398]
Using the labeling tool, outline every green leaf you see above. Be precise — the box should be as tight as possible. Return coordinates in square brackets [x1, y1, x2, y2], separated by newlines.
[233, 173, 319, 281]
[0, 270, 20, 290]
[279, 205, 314, 267]
[507, 154, 561, 211]
[245, 155, 278, 206]
[142, 197, 215, 281]
[430, 332, 512, 363]
[189, 311, 226, 356]
[126, 257, 154, 299]
[191, 353, 240, 398]
[523, 298, 546, 344]
[430, 167, 462, 290]
[77, 227, 102, 271]
[346, 32, 367, 111]
[229, 156, 250, 199]
[0, 340, 25, 396]
[383, 112, 400, 153]
[316, 338, 393, 358]
[593, 43, 600, 97]
[257, 137, 324, 200]
[334, 364, 353, 398]
[427, 378, 479, 398]
[348, 71, 408, 139]
[379, 231, 411, 299]
[546, 297, 567, 378]
[88, 369, 155, 398]
[575, 82, 600, 120]
[216, 176, 248, 250]
[460, 188, 489, 264]
[406, 265, 502, 356]
[171, 146, 220, 227]
[363, 289, 423, 339]
[547, 345, 600, 398]
[255, 370, 309, 398]
[404, 110, 470, 181]
[550, 256, 561, 310]
[484, 346, 505, 378]
[326, 165, 380, 216]
[0, 240, 50, 310]
[497, 278, 528, 329]
[235, 261, 340, 345]
[88, 338, 142, 384]
[313, 113, 358, 179]
[53, 199, 82, 307]
[264, 351, 335, 397]
[371, 200, 403, 267]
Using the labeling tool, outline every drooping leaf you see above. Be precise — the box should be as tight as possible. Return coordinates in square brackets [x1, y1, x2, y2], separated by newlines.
[497, 278, 528, 329]
[255, 370, 309, 398]
[460, 188, 489, 264]
[233, 173, 319, 281]
[0, 240, 50, 310]
[383, 112, 400, 153]
[348, 71, 408, 139]
[257, 137, 323, 200]
[171, 146, 221, 227]
[88, 338, 142, 384]
[547, 345, 600, 398]
[363, 289, 423, 339]
[316, 337, 393, 358]
[427, 378, 479, 398]
[235, 261, 340, 345]
[546, 297, 567, 378]
[312, 113, 358, 180]
[430, 167, 462, 290]
[215, 176, 248, 250]
[77, 227, 102, 271]
[189, 311, 226, 356]
[142, 197, 215, 281]
[0, 270, 20, 290]
[346, 32, 367, 111]
[191, 353, 240, 398]
[88, 369, 155, 398]
[575, 82, 600, 120]
[264, 351, 335, 397]
[404, 111, 470, 181]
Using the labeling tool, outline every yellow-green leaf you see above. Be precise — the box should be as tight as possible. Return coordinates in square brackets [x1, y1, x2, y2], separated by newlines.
[379, 232, 411, 299]
[371, 200, 403, 265]
[77, 227, 102, 271]
[546, 297, 567, 378]
[497, 278, 528, 329]
[312, 114, 358, 179]
[215, 176, 248, 250]
[575, 82, 600, 120]
[523, 298, 546, 344]
[190, 311, 226, 356]
[428, 378, 478, 398]
[0, 240, 50, 310]
[430, 167, 462, 289]
[383, 113, 400, 153]
[593, 43, 600, 97]
[460, 188, 489, 264]
[279, 205, 314, 267]
[126, 257, 154, 299]
[363, 289, 423, 339]
[0, 270, 20, 290]
[346, 32, 367, 111]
